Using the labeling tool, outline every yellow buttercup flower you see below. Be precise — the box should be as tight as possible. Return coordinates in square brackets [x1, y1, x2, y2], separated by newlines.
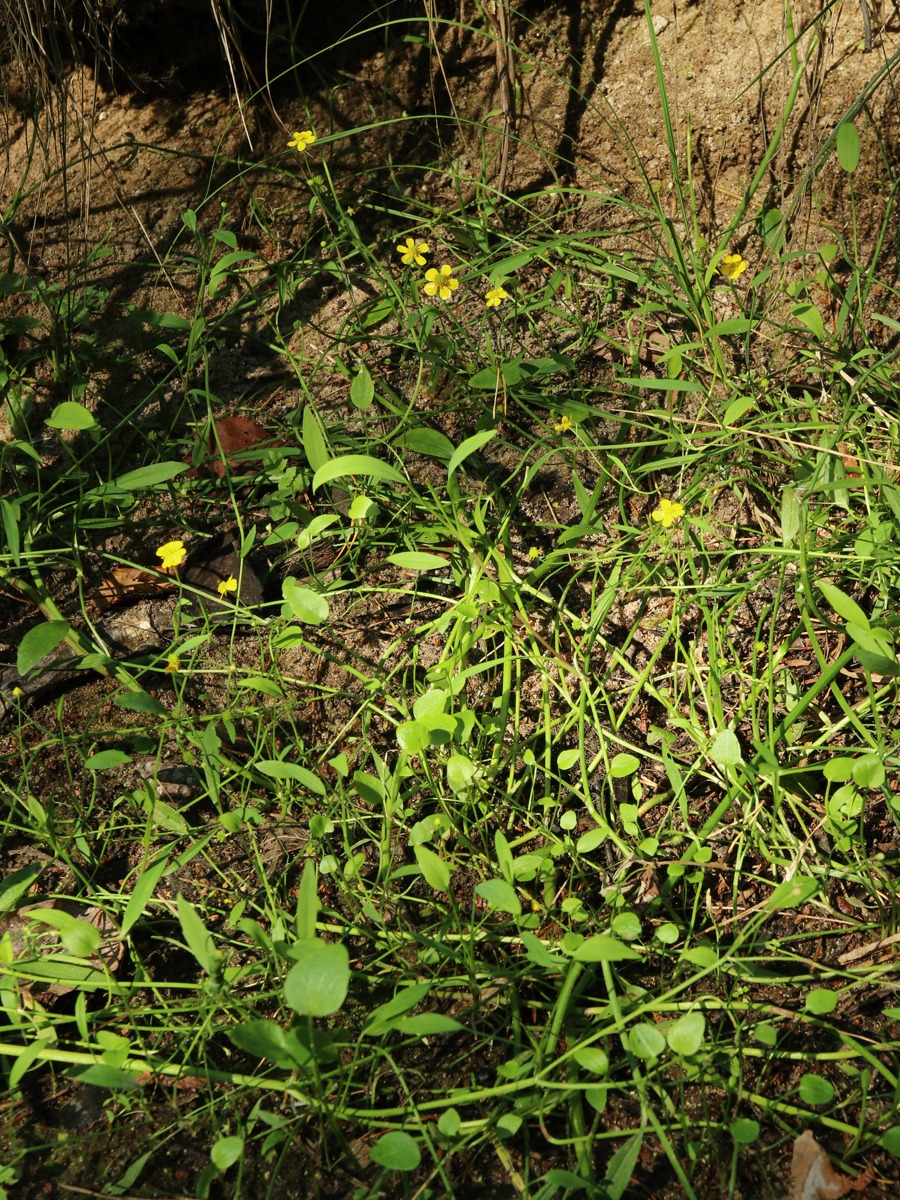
[287, 130, 316, 152]
[720, 253, 747, 281]
[217, 575, 238, 598]
[554, 415, 573, 434]
[397, 237, 429, 266]
[485, 285, 510, 307]
[651, 498, 685, 528]
[527, 546, 541, 561]
[164, 654, 180, 675]
[424, 264, 459, 300]
[156, 540, 187, 570]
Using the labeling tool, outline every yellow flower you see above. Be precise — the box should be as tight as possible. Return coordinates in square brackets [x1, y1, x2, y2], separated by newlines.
[11, 687, 23, 698]
[651, 498, 685, 528]
[217, 575, 238, 598]
[485, 285, 510, 307]
[156, 540, 187, 570]
[720, 253, 747, 281]
[424, 264, 459, 300]
[527, 546, 541, 561]
[554, 415, 573, 434]
[164, 654, 180, 675]
[287, 130, 316, 152]
[397, 237, 429, 266]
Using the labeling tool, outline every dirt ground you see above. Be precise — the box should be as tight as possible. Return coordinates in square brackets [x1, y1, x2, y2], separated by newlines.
[2, 0, 900, 1196]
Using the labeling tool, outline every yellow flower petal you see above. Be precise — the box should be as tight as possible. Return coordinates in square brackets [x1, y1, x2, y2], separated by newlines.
[651, 499, 685, 528]
[287, 129, 316, 152]
[720, 253, 747, 281]
[217, 575, 238, 598]
[156, 540, 187, 570]
[397, 237, 429, 266]
[485, 286, 510, 307]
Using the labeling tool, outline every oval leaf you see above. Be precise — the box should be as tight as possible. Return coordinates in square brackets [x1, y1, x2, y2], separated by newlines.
[628, 1023, 667, 1059]
[282, 579, 329, 624]
[475, 878, 521, 916]
[571, 935, 641, 963]
[311, 454, 404, 492]
[370, 1131, 421, 1172]
[666, 1011, 705, 1057]
[836, 121, 860, 173]
[387, 552, 450, 571]
[414, 844, 451, 893]
[447, 429, 496, 478]
[114, 462, 188, 490]
[17, 621, 71, 676]
[45, 401, 96, 430]
[284, 940, 349, 1016]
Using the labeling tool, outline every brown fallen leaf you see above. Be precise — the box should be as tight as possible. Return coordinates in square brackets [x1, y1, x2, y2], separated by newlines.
[791, 1130, 874, 1200]
[187, 415, 282, 479]
[94, 565, 178, 612]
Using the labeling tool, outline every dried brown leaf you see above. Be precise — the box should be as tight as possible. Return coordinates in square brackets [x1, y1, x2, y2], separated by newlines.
[790, 1130, 874, 1200]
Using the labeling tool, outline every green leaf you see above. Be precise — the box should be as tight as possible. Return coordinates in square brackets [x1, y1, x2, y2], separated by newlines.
[17, 621, 70, 676]
[446, 753, 476, 794]
[766, 875, 819, 910]
[852, 755, 885, 789]
[121, 855, 170, 937]
[211, 1135, 244, 1172]
[176, 894, 220, 976]
[0, 862, 44, 912]
[295, 860, 319, 942]
[228, 1019, 292, 1064]
[754, 1021, 777, 1046]
[627, 1022, 667, 1059]
[84, 750, 132, 771]
[350, 366, 375, 409]
[475, 878, 521, 916]
[312, 454, 404, 492]
[709, 729, 743, 767]
[364, 983, 432, 1035]
[572, 935, 641, 962]
[438, 1108, 461, 1138]
[45, 401, 96, 430]
[609, 752, 639, 778]
[370, 1131, 421, 1172]
[805, 987, 838, 1015]
[282, 578, 329, 624]
[610, 912, 642, 942]
[114, 462, 188, 490]
[798, 1073, 834, 1105]
[447, 429, 496, 478]
[302, 405, 329, 471]
[792, 303, 824, 340]
[414, 844, 451, 893]
[730, 1118, 760, 1145]
[392, 1013, 463, 1035]
[394, 426, 455, 460]
[572, 1046, 609, 1075]
[519, 930, 563, 969]
[256, 760, 326, 795]
[605, 1133, 643, 1200]
[819, 582, 869, 627]
[781, 485, 801, 545]
[756, 204, 785, 250]
[396, 719, 431, 754]
[284, 940, 349, 1016]
[557, 748, 580, 770]
[67, 1064, 141, 1090]
[836, 121, 860, 173]
[59, 918, 102, 957]
[880, 1127, 900, 1156]
[386, 551, 450, 571]
[113, 691, 167, 716]
[0, 497, 21, 566]
[666, 1011, 705, 1056]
